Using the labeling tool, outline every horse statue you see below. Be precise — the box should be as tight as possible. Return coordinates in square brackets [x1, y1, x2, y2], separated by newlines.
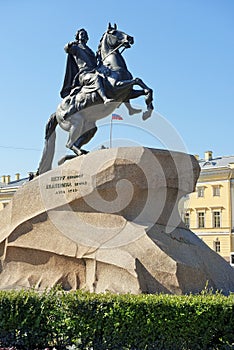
[37, 23, 154, 174]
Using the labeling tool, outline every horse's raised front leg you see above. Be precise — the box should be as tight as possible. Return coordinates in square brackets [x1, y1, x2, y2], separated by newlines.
[124, 89, 145, 115]
[114, 78, 136, 90]
[124, 101, 142, 115]
[133, 78, 154, 120]
[116, 77, 154, 119]
[109, 78, 143, 115]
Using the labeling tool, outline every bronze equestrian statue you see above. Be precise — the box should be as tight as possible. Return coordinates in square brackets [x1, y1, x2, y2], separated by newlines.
[38, 23, 154, 174]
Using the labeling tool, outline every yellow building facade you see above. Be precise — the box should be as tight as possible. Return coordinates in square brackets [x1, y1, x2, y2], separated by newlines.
[182, 151, 234, 265]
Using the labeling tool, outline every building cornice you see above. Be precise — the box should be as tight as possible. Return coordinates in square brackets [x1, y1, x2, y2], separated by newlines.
[195, 231, 230, 236]
[198, 167, 234, 182]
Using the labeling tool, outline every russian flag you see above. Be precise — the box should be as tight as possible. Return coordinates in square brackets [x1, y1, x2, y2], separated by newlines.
[112, 113, 123, 120]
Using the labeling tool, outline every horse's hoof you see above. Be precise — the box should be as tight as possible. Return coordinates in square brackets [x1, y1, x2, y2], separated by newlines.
[80, 149, 89, 155]
[142, 109, 153, 121]
[129, 107, 142, 116]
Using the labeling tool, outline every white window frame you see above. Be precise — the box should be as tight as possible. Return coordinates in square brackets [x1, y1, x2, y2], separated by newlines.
[213, 238, 221, 253]
[212, 185, 220, 197]
[184, 212, 190, 228]
[197, 211, 205, 228]
[197, 186, 205, 198]
[213, 210, 221, 228]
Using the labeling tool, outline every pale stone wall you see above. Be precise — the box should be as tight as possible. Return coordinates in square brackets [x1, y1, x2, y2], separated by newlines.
[0, 147, 234, 294]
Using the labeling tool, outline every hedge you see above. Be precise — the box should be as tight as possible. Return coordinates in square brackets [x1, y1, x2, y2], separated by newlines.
[0, 287, 233, 349]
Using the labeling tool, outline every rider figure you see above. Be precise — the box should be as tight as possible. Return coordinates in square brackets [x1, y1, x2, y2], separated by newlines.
[60, 28, 113, 104]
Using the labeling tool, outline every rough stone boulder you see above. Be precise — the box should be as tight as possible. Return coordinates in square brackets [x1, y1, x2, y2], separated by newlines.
[0, 147, 234, 294]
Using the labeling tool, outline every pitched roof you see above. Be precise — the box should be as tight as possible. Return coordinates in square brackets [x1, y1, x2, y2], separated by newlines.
[199, 155, 234, 170]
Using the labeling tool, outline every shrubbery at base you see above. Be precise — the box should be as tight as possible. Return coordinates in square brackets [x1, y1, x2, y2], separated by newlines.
[0, 287, 233, 349]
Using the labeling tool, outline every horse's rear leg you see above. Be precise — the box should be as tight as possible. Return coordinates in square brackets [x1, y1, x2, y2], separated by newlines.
[73, 124, 97, 153]
[66, 115, 85, 155]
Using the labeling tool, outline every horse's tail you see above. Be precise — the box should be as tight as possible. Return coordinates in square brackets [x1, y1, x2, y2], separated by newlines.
[37, 113, 58, 175]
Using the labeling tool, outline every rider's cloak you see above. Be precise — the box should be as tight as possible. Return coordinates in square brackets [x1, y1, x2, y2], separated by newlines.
[60, 54, 79, 98]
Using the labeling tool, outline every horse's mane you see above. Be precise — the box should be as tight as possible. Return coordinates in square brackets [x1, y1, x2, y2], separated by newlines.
[97, 32, 106, 55]
[96, 32, 107, 64]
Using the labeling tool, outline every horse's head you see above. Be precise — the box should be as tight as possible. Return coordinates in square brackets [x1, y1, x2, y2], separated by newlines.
[105, 23, 134, 50]
[97, 23, 134, 73]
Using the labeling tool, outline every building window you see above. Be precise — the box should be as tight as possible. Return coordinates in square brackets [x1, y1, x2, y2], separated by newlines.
[198, 212, 205, 228]
[213, 211, 221, 228]
[184, 212, 190, 228]
[197, 187, 205, 198]
[214, 239, 220, 253]
[213, 185, 220, 197]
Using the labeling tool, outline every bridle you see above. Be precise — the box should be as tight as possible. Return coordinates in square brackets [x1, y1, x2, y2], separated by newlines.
[101, 33, 128, 62]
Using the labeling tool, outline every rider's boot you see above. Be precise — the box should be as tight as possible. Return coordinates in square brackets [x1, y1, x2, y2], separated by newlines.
[98, 88, 114, 104]
[97, 76, 114, 104]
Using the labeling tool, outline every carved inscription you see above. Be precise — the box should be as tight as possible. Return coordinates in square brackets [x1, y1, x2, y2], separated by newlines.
[45, 173, 87, 194]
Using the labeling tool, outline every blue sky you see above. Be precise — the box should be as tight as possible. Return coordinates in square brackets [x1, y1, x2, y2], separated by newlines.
[0, 0, 233, 178]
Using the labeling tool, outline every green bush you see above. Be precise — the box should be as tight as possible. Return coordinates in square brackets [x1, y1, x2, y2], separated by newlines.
[0, 287, 233, 349]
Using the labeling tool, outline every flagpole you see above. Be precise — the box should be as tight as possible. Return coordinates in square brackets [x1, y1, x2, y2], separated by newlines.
[110, 116, 113, 148]
[110, 114, 123, 148]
